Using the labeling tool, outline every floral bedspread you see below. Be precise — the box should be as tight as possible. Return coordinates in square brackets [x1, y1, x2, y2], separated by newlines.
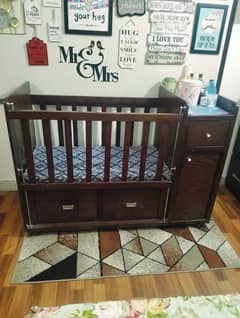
[25, 294, 240, 318]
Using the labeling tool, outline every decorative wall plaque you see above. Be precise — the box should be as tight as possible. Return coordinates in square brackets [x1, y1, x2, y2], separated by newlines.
[117, 0, 145, 17]
[43, 0, 61, 7]
[26, 37, 48, 65]
[148, 0, 194, 13]
[146, 52, 186, 65]
[48, 22, 61, 42]
[24, 0, 42, 25]
[118, 20, 139, 69]
[150, 12, 191, 32]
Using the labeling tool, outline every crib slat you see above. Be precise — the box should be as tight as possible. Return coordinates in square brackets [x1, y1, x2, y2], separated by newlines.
[122, 121, 132, 181]
[40, 104, 46, 110]
[64, 120, 74, 182]
[72, 106, 78, 146]
[116, 106, 121, 146]
[139, 121, 150, 180]
[130, 106, 135, 146]
[155, 124, 169, 180]
[42, 120, 55, 182]
[104, 121, 112, 182]
[86, 120, 92, 182]
[21, 119, 36, 183]
[56, 105, 64, 146]
[102, 106, 107, 146]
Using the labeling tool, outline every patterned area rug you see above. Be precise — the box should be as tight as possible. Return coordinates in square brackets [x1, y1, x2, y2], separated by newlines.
[25, 294, 240, 318]
[12, 220, 240, 283]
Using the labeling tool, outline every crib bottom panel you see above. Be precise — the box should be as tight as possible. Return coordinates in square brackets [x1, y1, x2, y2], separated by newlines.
[24, 188, 168, 232]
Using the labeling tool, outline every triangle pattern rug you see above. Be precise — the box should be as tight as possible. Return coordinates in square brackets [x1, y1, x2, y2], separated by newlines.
[12, 220, 240, 283]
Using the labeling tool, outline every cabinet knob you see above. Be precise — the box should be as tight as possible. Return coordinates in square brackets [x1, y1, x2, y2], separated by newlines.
[206, 132, 212, 139]
[186, 156, 192, 163]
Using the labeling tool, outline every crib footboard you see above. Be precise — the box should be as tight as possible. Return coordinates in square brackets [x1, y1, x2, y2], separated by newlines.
[4, 93, 187, 232]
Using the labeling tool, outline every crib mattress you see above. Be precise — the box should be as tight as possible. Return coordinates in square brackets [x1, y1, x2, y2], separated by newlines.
[24, 146, 171, 182]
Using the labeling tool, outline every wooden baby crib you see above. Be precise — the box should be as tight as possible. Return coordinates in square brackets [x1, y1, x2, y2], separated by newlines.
[4, 83, 188, 232]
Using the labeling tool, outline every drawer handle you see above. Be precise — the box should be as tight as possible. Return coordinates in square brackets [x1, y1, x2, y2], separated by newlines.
[186, 156, 192, 163]
[62, 204, 75, 211]
[126, 202, 137, 208]
[206, 132, 212, 139]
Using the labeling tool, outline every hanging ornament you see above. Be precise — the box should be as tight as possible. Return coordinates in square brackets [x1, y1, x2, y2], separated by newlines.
[26, 37, 48, 65]
[47, 9, 61, 42]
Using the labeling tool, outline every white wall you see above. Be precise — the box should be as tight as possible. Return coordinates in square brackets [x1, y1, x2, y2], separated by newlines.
[0, 0, 233, 186]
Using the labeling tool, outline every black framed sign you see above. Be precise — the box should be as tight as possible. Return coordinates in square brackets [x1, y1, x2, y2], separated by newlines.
[64, 0, 113, 35]
[190, 4, 228, 54]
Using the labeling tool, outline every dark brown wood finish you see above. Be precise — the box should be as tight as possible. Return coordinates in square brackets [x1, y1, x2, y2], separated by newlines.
[64, 120, 74, 182]
[122, 122, 132, 181]
[72, 105, 78, 146]
[21, 119, 36, 183]
[101, 105, 107, 146]
[42, 120, 55, 182]
[56, 105, 64, 146]
[104, 122, 112, 182]
[116, 106, 121, 146]
[139, 121, 150, 180]
[86, 120, 92, 182]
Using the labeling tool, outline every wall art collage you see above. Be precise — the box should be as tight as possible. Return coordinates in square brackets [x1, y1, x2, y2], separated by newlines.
[0, 0, 229, 75]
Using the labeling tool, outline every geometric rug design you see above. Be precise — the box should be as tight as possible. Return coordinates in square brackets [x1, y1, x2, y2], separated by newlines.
[12, 220, 240, 283]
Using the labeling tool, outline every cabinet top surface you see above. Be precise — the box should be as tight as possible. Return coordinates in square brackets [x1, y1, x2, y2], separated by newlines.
[189, 106, 229, 117]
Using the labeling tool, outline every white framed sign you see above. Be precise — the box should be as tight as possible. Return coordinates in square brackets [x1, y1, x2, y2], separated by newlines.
[118, 20, 139, 69]
[24, 0, 42, 25]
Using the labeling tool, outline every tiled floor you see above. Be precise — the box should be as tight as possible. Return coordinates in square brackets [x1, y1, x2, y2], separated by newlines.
[12, 220, 240, 283]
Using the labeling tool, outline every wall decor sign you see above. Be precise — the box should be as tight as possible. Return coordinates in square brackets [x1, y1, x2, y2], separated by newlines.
[190, 4, 228, 54]
[146, 0, 194, 65]
[0, 0, 25, 34]
[43, 0, 61, 7]
[24, 0, 42, 25]
[26, 37, 48, 65]
[58, 41, 119, 82]
[117, 0, 145, 17]
[150, 12, 191, 33]
[64, 0, 113, 35]
[146, 52, 186, 65]
[118, 20, 139, 69]
[48, 22, 61, 42]
[148, 0, 194, 13]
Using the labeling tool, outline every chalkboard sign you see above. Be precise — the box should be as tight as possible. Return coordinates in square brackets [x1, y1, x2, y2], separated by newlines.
[117, 0, 145, 17]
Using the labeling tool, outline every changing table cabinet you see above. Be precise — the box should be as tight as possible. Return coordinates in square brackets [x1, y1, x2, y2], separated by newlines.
[169, 99, 237, 224]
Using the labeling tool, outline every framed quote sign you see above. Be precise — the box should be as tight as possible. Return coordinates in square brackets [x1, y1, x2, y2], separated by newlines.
[190, 4, 228, 54]
[64, 0, 113, 35]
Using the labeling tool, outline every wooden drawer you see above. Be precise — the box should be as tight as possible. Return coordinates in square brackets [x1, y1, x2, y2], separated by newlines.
[28, 191, 97, 223]
[102, 190, 161, 220]
[187, 120, 230, 147]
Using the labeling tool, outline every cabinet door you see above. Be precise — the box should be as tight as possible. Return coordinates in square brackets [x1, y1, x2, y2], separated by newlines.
[170, 152, 221, 221]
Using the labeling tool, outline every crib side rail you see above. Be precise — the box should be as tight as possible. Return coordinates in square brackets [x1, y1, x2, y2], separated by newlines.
[6, 110, 183, 185]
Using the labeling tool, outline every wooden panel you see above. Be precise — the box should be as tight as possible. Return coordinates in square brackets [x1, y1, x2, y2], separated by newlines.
[102, 189, 161, 220]
[104, 122, 112, 182]
[64, 120, 73, 182]
[86, 120, 92, 182]
[56, 105, 64, 146]
[171, 152, 220, 221]
[116, 106, 121, 146]
[139, 121, 150, 180]
[122, 122, 132, 181]
[28, 191, 97, 223]
[102, 106, 107, 146]
[42, 120, 54, 182]
[21, 119, 36, 183]
[187, 120, 230, 147]
[72, 106, 78, 146]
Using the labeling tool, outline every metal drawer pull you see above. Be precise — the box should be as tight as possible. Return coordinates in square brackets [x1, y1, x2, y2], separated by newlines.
[126, 202, 137, 208]
[232, 173, 240, 184]
[186, 157, 192, 163]
[206, 132, 212, 139]
[62, 204, 75, 211]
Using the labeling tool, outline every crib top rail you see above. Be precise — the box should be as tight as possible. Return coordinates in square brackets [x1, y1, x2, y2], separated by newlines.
[6, 110, 183, 122]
